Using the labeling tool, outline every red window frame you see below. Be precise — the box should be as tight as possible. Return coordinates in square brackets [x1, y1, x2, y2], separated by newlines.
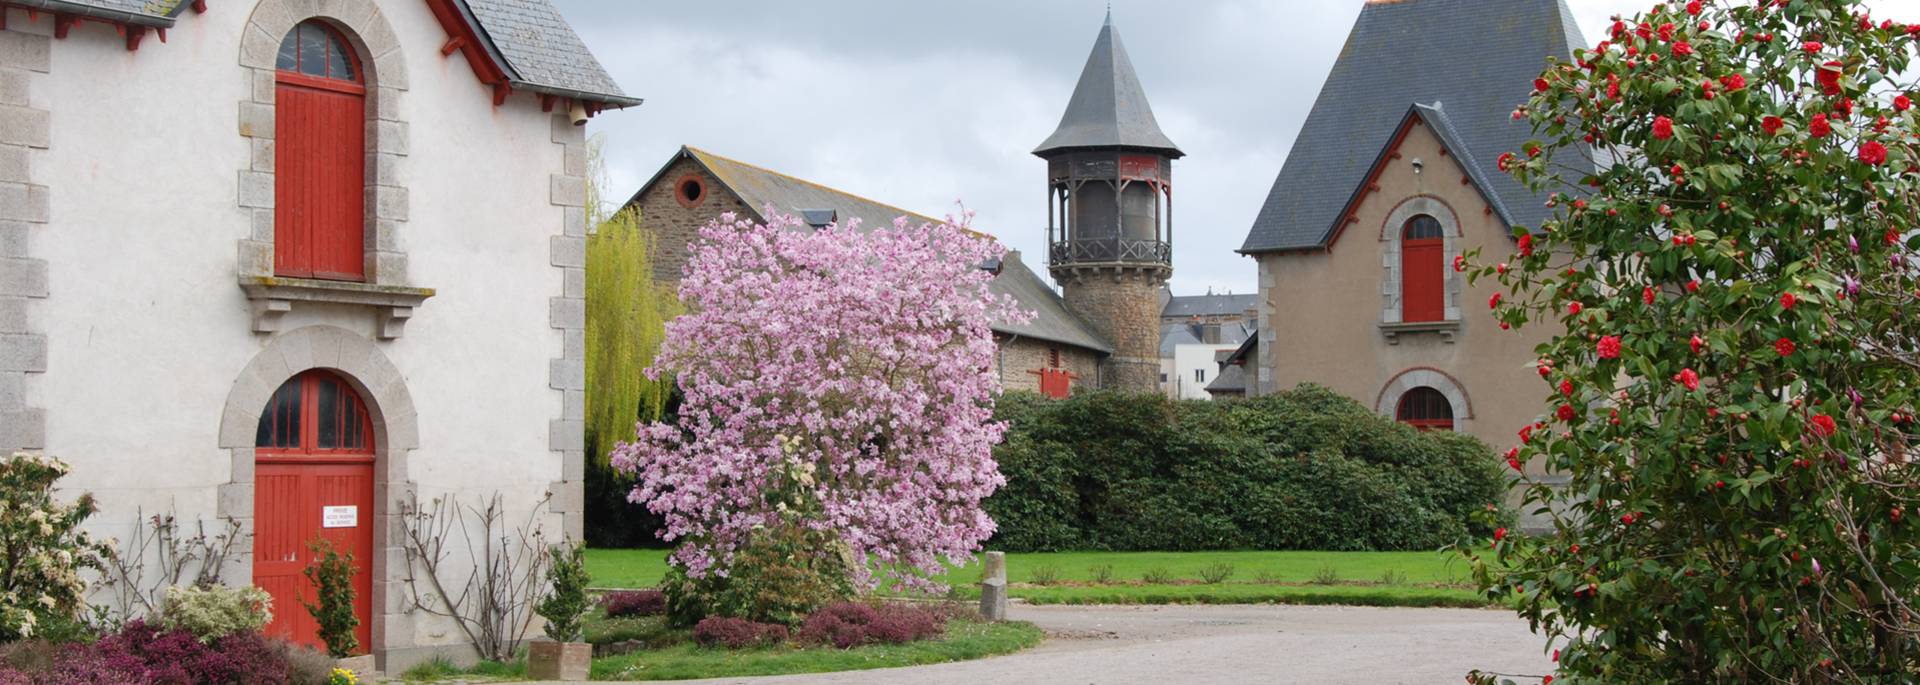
[1396, 386, 1454, 432]
[274, 20, 368, 282]
[256, 370, 375, 463]
[1401, 215, 1446, 323]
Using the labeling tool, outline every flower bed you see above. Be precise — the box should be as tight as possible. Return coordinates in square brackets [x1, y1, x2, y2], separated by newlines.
[0, 620, 334, 685]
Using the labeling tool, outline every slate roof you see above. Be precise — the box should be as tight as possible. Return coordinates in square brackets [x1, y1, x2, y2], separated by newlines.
[636, 146, 1114, 354]
[1240, 0, 1586, 253]
[26, 0, 183, 24]
[48, 0, 635, 105]
[1162, 292, 1258, 319]
[1032, 11, 1182, 158]
[462, 0, 637, 105]
[1204, 361, 1247, 395]
[1159, 321, 1250, 357]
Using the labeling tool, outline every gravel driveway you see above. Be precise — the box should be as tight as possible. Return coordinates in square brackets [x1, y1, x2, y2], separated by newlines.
[556, 603, 1555, 685]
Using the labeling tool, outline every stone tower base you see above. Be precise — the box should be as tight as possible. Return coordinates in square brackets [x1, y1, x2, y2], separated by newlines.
[1058, 268, 1167, 393]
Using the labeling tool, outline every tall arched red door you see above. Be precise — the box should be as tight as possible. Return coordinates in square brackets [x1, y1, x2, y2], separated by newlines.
[253, 369, 374, 654]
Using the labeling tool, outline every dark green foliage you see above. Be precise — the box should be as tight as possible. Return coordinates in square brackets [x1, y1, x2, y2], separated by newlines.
[537, 542, 592, 643]
[985, 387, 1508, 552]
[660, 524, 853, 628]
[299, 539, 357, 659]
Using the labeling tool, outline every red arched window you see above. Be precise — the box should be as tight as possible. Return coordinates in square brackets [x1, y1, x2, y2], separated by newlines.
[256, 370, 373, 456]
[1396, 386, 1454, 432]
[1401, 215, 1445, 322]
[275, 21, 366, 281]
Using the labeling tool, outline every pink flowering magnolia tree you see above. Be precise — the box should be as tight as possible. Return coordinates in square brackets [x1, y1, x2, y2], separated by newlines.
[611, 209, 1031, 592]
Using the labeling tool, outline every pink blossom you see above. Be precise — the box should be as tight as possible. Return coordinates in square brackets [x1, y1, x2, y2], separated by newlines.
[610, 209, 1032, 592]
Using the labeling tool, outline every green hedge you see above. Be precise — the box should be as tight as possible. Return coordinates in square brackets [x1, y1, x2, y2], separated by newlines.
[985, 385, 1510, 552]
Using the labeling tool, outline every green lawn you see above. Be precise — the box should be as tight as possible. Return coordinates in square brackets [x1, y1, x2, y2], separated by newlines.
[585, 548, 1490, 608]
[589, 618, 1043, 681]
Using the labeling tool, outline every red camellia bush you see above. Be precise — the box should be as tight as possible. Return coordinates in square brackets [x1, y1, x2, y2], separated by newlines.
[1463, 0, 1920, 681]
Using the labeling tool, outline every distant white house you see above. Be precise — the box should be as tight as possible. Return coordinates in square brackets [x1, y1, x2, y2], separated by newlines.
[1158, 291, 1254, 400]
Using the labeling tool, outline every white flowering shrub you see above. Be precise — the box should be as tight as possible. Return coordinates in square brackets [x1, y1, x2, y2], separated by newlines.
[157, 584, 272, 643]
[0, 452, 107, 640]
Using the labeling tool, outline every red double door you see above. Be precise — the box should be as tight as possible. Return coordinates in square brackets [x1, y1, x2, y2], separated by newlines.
[253, 371, 375, 654]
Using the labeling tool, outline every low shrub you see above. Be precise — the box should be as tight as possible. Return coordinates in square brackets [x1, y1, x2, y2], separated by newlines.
[986, 387, 1510, 552]
[601, 590, 666, 618]
[661, 523, 852, 627]
[1197, 562, 1234, 585]
[1310, 565, 1340, 586]
[1140, 567, 1173, 584]
[690, 616, 788, 649]
[1087, 564, 1114, 584]
[0, 620, 298, 685]
[1027, 565, 1061, 586]
[159, 584, 273, 643]
[796, 602, 945, 649]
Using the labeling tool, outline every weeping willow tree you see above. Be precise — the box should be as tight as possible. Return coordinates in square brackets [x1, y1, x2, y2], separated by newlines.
[582, 138, 678, 546]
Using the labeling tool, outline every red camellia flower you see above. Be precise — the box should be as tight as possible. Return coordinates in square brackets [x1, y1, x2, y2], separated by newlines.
[1643, 286, 1657, 305]
[1534, 77, 1550, 92]
[1674, 41, 1694, 57]
[1810, 114, 1832, 137]
[1691, 334, 1705, 354]
[1860, 140, 1888, 165]
[1676, 368, 1700, 391]
[1490, 293, 1503, 309]
[1658, 22, 1675, 41]
[1721, 73, 1746, 90]
[1453, 254, 1466, 272]
[1598, 335, 1623, 359]
[1498, 151, 1517, 171]
[1506, 448, 1523, 472]
[1897, 94, 1913, 112]
[1653, 115, 1675, 140]
[1558, 404, 1577, 421]
[1810, 414, 1838, 438]
[1518, 234, 1534, 257]
[1781, 292, 1798, 310]
[1686, 0, 1702, 14]
[1762, 116, 1784, 135]
[1818, 61, 1844, 95]
[1494, 527, 1507, 543]
[1560, 379, 1574, 397]
[1686, 279, 1700, 293]
[1519, 425, 1534, 444]
[1568, 301, 1583, 316]
[1803, 40, 1824, 53]
[1777, 337, 1797, 357]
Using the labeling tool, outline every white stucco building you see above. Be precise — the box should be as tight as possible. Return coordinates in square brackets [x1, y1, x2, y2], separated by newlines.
[0, 0, 635, 668]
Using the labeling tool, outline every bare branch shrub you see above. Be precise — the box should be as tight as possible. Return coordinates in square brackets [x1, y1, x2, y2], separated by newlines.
[398, 492, 552, 662]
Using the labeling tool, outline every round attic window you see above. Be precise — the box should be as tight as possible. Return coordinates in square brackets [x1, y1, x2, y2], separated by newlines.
[675, 175, 707, 208]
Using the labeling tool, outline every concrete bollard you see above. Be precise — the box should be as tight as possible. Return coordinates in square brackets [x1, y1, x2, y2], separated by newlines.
[979, 550, 1007, 622]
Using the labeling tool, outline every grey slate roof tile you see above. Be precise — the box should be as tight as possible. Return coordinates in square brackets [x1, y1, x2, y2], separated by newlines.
[463, 0, 633, 103]
[1162, 293, 1258, 318]
[1241, 0, 1586, 253]
[1033, 11, 1181, 157]
[658, 147, 1114, 354]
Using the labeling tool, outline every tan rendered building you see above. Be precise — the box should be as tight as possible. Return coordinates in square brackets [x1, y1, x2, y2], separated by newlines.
[1236, 0, 1588, 512]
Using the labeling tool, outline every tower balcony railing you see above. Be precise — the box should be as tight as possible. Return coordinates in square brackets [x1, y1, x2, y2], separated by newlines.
[1047, 238, 1172, 267]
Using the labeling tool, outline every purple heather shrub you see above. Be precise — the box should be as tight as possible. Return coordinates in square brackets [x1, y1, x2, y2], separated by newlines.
[612, 210, 1030, 593]
[797, 602, 945, 649]
[690, 616, 788, 649]
[601, 590, 666, 618]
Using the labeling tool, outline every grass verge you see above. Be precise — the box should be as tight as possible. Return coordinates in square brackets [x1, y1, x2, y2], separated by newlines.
[589, 618, 1043, 681]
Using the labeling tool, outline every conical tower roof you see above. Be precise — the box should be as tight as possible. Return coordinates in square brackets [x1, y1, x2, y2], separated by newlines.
[1033, 11, 1182, 158]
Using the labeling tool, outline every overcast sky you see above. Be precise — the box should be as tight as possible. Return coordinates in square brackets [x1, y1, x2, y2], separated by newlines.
[561, 0, 1920, 297]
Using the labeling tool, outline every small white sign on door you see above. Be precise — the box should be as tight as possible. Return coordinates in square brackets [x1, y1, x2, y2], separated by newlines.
[322, 505, 358, 529]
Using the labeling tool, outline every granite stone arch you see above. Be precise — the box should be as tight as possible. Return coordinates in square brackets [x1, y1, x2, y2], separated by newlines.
[235, 0, 411, 286]
[215, 324, 417, 656]
[1378, 195, 1463, 324]
[1375, 366, 1473, 433]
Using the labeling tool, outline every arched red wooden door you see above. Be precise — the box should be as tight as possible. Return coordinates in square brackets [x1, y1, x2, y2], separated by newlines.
[275, 20, 366, 281]
[1396, 386, 1455, 432]
[1401, 215, 1445, 322]
[253, 370, 374, 654]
